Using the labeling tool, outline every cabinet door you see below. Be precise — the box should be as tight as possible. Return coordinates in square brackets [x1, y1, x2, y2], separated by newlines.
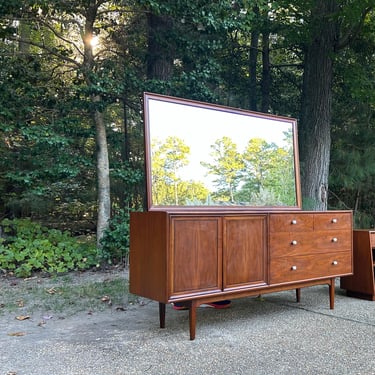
[223, 216, 267, 290]
[171, 217, 222, 297]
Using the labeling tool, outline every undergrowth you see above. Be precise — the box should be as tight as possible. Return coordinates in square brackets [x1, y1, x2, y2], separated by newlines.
[0, 218, 98, 277]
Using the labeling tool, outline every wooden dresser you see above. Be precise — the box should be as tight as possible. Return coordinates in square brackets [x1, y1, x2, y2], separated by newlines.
[130, 210, 353, 339]
[340, 229, 375, 300]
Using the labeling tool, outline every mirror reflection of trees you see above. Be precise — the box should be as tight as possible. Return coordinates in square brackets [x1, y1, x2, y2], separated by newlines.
[151, 131, 296, 206]
[201, 136, 244, 203]
[236, 130, 296, 206]
[151, 136, 209, 205]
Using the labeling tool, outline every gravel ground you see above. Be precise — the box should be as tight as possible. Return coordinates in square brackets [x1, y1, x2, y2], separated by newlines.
[0, 279, 374, 375]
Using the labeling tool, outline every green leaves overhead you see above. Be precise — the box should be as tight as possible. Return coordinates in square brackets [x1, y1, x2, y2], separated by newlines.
[0, 0, 375, 227]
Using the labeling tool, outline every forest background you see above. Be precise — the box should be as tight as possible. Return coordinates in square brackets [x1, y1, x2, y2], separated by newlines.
[1, 0, 375, 277]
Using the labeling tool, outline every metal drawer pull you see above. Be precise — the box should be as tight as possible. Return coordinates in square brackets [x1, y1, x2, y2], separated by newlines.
[331, 218, 338, 223]
[291, 240, 298, 245]
[291, 220, 297, 225]
[332, 260, 338, 265]
[331, 237, 338, 243]
[291, 265, 297, 271]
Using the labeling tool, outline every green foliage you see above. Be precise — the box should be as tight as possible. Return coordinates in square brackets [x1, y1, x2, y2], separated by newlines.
[99, 210, 130, 266]
[0, 1, 375, 226]
[0, 219, 98, 277]
[0, 50, 97, 221]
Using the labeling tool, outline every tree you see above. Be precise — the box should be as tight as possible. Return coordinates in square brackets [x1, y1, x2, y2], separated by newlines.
[238, 137, 295, 206]
[329, 11, 375, 226]
[202, 136, 244, 203]
[298, 0, 374, 210]
[151, 136, 190, 205]
[2, 0, 375, 231]
[1, 0, 129, 244]
[0, 15, 98, 222]
[81, 0, 116, 245]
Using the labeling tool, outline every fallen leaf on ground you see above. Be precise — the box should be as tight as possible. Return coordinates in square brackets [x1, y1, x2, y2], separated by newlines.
[101, 296, 112, 305]
[115, 306, 126, 311]
[24, 276, 37, 281]
[15, 315, 30, 321]
[7, 332, 26, 336]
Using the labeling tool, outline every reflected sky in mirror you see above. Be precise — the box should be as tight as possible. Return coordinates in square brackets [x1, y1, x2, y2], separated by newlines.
[148, 99, 291, 187]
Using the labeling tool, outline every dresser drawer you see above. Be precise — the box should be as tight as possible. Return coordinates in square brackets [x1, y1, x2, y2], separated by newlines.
[270, 230, 351, 257]
[270, 252, 352, 284]
[313, 213, 352, 231]
[314, 230, 352, 251]
[269, 214, 313, 232]
[270, 232, 315, 256]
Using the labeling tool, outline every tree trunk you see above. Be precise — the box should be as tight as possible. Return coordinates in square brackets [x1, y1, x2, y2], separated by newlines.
[146, 13, 174, 80]
[261, 32, 270, 113]
[18, 21, 30, 54]
[299, 0, 338, 210]
[248, 30, 259, 111]
[82, 1, 111, 245]
[94, 97, 111, 246]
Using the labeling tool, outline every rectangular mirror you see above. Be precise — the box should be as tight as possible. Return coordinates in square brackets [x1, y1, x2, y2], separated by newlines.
[143, 92, 301, 211]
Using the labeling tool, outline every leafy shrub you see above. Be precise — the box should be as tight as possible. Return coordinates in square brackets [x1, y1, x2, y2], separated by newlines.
[99, 209, 130, 266]
[0, 218, 98, 277]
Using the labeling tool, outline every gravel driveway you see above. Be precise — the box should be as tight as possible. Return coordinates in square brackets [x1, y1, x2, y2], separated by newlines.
[1, 281, 374, 375]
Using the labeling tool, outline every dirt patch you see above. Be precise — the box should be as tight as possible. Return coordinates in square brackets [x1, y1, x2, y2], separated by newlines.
[0, 267, 157, 375]
[0, 267, 132, 318]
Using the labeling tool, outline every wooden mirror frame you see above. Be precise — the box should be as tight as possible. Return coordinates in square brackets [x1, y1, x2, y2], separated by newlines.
[143, 92, 302, 211]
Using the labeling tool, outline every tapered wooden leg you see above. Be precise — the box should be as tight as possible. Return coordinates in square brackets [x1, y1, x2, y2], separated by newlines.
[159, 302, 166, 328]
[296, 288, 301, 303]
[329, 278, 335, 309]
[189, 301, 198, 340]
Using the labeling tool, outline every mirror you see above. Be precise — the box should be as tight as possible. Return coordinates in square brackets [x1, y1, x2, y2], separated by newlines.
[143, 92, 301, 211]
